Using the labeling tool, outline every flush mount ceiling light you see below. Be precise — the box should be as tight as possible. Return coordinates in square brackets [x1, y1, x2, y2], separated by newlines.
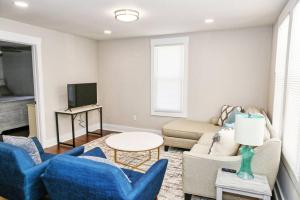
[14, 1, 29, 8]
[104, 30, 112, 35]
[205, 18, 215, 24]
[115, 9, 139, 22]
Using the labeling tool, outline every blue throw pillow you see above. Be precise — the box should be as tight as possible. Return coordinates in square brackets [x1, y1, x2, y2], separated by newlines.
[79, 156, 132, 183]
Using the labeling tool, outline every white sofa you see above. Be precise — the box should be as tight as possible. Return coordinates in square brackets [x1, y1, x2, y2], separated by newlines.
[182, 109, 281, 200]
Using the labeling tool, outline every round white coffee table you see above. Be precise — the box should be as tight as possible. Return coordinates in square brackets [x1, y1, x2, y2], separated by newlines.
[105, 132, 163, 171]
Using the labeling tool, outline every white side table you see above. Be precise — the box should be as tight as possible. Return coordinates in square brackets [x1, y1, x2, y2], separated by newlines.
[215, 169, 272, 200]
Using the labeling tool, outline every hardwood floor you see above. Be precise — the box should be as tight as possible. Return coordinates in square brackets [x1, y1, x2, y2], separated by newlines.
[45, 129, 115, 154]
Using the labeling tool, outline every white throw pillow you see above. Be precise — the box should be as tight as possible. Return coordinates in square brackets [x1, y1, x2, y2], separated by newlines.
[79, 156, 132, 183]
[209, 129, 240, 156]
[3, 135, 42, 165]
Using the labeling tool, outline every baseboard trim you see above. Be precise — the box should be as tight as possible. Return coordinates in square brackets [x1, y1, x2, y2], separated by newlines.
[274, 180, 285, 200]
[42, 124, 99, 148]
[42, 123, 161, 148]
[103, 123, 161, 135]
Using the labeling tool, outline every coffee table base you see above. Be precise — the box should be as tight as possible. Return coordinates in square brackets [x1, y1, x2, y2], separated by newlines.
[113, 147, 160, 172]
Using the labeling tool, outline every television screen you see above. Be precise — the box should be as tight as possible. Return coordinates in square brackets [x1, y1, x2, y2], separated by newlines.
[67, 83, 97, 108]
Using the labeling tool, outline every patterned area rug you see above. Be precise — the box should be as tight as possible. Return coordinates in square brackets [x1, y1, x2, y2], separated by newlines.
[83, 134, 209, 200]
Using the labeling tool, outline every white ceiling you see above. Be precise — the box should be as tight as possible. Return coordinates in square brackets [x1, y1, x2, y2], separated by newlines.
[0, 0, 287, 40]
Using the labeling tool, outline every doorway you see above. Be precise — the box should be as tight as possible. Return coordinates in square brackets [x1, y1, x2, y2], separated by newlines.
[0, 31, 45, 145]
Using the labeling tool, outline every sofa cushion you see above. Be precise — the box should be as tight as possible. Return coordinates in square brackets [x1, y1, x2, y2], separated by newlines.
[244, 106, 261, 114]
[209, 129, 240, 156]
[190, 144, 210, 154]
[197, 132, 216, 146]
[163, 120, 220, 140]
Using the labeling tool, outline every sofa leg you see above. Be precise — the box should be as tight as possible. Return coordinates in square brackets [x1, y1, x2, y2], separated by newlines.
[164, 146, 169, 151]
[184, 193, 192, 200]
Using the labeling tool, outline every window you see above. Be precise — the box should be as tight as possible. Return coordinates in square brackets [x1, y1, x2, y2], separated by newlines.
[282, 1, 300, 180]
[273, 16, 290, 133]
[151, 37, 188, 117]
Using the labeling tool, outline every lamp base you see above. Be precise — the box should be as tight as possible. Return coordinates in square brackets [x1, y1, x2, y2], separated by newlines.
[237, 145, 254, 180]
[237, 171, 254, 180]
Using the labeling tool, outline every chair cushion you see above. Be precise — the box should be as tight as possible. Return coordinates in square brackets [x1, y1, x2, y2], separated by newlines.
[2, 136, 42, 164]
[190, 144, 210, 154]
[163, 120, 220, 140]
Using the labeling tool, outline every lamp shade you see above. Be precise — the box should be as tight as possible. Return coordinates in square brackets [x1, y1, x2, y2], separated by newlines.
[234, 113, 265, 146]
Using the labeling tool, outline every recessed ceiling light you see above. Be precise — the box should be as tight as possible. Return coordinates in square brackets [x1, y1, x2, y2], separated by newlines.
[115, 9, 139, 22]
[205, 18, 215, 24]
[104, 30, 112, 35]
[14, 1, 29, 8]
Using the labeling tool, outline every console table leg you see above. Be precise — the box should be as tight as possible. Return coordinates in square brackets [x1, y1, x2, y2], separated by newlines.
[85, 112, 89, 135]
[55, 112, 60, 145]
[71, 115, 75, 147]
[100, 107, 103, 136]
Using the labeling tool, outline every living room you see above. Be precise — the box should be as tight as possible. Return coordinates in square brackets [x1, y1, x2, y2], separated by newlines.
[0, 0, 299, 200]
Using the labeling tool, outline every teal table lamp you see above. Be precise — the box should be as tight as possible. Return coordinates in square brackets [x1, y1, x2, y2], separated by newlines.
[234, 113, 265, 180]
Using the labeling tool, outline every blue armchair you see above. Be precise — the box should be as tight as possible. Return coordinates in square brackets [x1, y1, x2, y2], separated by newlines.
[42, 150, 168, 200]
[0, 137, 85, 200]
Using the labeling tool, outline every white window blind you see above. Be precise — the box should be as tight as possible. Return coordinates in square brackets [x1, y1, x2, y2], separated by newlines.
[273, 16, 290, 133]
[151, 37, 188, 117]
[282, 1, 300, 180]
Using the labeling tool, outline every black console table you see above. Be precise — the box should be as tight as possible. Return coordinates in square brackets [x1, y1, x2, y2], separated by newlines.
[55, 105, 102, 147]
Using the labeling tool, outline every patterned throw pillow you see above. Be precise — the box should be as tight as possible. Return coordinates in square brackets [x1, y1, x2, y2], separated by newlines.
[217, 105, 243, 126]
[2, 136, 42, 165]
[79, 156, 132, 183]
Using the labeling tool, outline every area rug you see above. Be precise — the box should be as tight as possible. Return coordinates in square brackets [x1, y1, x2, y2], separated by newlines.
[83, 134, 208, 200]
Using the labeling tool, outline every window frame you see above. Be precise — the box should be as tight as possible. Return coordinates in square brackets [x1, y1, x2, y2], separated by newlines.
[273, 0, 300, 182]
[150, 37, 189, 118]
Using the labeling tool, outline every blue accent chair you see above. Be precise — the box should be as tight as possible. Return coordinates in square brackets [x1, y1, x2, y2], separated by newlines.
[42, 150, 168, 200]
[0, 137, 85, 200]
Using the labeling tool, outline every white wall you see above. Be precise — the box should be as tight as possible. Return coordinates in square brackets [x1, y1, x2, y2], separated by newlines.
[268, 0, 300, 199]
[98, 26, 273, 130]
[0, 18, 99, 147]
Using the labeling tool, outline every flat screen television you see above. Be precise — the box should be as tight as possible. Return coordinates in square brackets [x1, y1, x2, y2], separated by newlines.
[67, 83, 97, 109]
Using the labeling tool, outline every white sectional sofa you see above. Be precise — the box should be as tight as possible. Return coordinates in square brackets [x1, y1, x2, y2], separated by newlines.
[162, 107, 281, 200]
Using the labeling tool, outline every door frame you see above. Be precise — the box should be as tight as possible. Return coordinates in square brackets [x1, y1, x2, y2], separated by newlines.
[0, 30, 46, 145]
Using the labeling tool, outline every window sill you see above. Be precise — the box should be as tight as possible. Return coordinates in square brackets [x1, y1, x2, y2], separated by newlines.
[151, 111, 187, 118]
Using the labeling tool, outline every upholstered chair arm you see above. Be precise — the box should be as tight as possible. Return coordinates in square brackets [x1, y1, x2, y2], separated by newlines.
[129, 159, 168, 200]
[62, 146, 85, 156]
[31, 137, 45, 154]
[23, 160, 50, 196]
[81, 147, 107, 158]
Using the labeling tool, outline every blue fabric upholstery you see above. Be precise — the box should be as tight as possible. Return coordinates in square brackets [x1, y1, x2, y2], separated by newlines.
[42, 155, 168, 200]
[81, 147, 106, 158]
[0, 138, 85, 200]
